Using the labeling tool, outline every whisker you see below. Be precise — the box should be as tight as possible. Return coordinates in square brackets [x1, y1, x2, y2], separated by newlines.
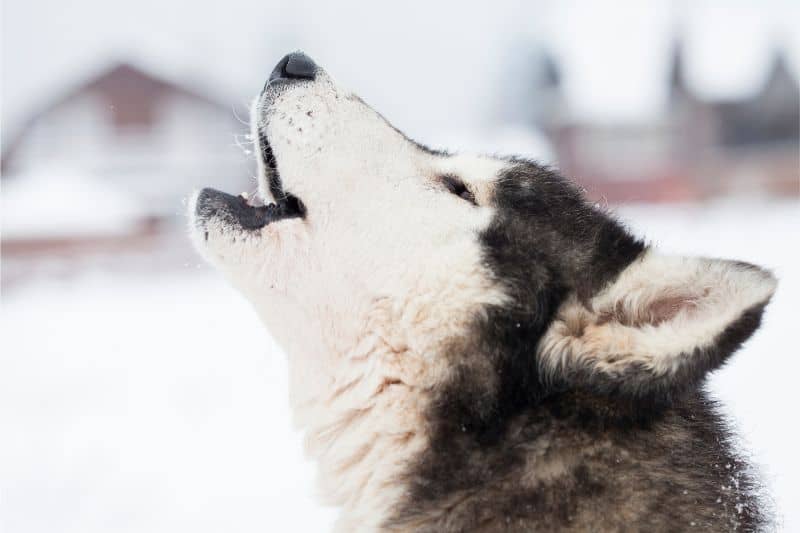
[233, 133, 257, 156]
[231, 105, 251, 127]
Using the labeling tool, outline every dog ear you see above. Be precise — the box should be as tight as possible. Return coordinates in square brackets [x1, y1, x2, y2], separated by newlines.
[537, 250, 776, 403]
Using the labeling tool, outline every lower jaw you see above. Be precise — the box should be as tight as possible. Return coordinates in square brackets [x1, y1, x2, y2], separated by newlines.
[195, 188, 305, 231]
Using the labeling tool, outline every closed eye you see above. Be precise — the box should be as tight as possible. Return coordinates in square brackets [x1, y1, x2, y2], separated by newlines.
[439, 175, 477, 205]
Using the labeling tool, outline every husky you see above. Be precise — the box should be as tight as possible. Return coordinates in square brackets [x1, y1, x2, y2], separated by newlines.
[189, 52, 776, 532]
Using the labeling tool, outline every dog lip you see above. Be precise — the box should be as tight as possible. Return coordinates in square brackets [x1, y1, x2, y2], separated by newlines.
[257, 127, 286, 203]
[195, 188, 304, 231]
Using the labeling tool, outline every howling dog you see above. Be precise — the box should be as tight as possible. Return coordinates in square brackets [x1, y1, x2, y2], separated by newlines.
[190, 52, 776, 532]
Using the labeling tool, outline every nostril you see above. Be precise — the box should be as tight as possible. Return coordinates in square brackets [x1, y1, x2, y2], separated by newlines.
[284, 53, 316, 79]
[268, 55, 291, 83]
[268, 52, 316, 83]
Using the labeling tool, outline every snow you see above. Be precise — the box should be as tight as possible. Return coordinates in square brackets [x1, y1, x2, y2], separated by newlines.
[2, 167, 145, 239]
[1, 201, 798, 532]
[0, 272, 338, 532]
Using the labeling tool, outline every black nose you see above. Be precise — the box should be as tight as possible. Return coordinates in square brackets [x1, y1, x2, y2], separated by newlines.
[269, 52, 317, 83]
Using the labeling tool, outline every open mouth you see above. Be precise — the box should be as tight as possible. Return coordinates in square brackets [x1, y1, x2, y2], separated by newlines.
[193, 51, 317, 234]
[193, 122, 306, 232]
[194, 128, 305, 233]
[194, 187, 304, 233]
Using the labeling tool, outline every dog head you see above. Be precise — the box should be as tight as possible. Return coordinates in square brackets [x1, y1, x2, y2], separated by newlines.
[190, 52, 776, 423]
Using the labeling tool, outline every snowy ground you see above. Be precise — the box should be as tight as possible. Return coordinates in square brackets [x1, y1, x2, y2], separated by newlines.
[1, 201, 798, 532]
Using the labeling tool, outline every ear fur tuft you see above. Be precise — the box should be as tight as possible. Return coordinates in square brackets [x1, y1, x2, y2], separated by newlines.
[538, 250, 776, 403]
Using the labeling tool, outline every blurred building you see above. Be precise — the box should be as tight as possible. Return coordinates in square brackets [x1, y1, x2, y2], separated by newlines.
[1, 61, 250, 262]
[528, 42, 800, 203]
[670, 48, 799, 199]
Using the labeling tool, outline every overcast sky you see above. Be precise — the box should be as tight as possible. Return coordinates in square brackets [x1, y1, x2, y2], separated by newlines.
[2, 0, 798, 144]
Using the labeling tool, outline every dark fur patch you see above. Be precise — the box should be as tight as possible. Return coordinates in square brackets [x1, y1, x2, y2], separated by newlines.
[387, 161, 769, 531]
[257, 127, 285, 201]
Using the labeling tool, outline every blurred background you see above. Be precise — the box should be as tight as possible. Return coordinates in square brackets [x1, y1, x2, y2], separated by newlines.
[1, 0, 798, 531]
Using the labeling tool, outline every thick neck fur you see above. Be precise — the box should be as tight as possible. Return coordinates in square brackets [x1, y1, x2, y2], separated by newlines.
[287, 323, 438, 532]
[281, 263, 506, 531]
[387, 388, 768, 532]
